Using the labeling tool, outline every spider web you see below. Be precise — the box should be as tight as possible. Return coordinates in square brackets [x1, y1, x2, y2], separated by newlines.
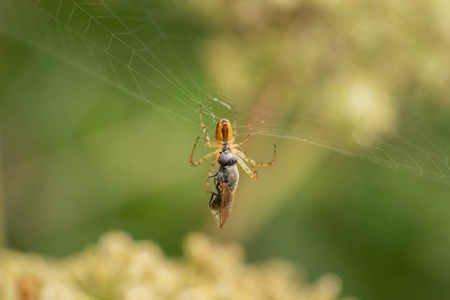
[1, 0, 449, 186]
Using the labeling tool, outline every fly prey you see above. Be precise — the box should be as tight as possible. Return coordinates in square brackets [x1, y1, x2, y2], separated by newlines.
[209, 145, 239, 228]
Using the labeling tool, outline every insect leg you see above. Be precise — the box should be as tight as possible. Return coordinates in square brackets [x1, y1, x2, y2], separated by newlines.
[209, 191, 218, 205]
[209, 171, 219, 178]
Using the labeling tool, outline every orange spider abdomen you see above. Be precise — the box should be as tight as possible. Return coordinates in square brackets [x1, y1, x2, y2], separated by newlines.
[215, 118, 233, 144]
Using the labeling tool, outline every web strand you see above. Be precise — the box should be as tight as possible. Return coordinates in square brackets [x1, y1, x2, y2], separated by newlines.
[0, 0, 449, 186]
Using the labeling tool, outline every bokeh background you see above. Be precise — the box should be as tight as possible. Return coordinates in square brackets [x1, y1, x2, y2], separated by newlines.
[1, 0, 450, 299]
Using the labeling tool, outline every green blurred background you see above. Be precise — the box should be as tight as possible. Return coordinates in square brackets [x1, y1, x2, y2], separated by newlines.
[1, 0, 450, 299]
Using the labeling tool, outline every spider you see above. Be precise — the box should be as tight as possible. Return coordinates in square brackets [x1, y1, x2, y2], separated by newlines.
[189, 105, 276, 193]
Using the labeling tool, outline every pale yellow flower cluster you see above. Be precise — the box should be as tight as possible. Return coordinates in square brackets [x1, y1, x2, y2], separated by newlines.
[0, 232, 351, 300]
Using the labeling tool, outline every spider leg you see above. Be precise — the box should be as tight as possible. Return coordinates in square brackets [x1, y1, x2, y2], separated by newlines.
[189, 137, 216, 167]
[232, 111, 237, 143]
[234, 111, 237, 135]
[206, 158, 218, 193]
[237, 156, 257, 180]
[235, 151, 258, 180]
[189, 136, 200, 166]
[237, 135, 251, 146]
[236, 144, 276, 167]
[199, 105, 214, 147]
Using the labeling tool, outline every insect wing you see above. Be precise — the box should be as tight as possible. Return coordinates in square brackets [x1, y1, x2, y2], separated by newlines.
[218, 182, 235, 228]
[208, 182, 235, 229]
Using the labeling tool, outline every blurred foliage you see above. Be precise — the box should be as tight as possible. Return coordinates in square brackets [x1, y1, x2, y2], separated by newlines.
[175, 0, 450, 143]
[0, 0, 450, 300]
[0, 231, 348, 300]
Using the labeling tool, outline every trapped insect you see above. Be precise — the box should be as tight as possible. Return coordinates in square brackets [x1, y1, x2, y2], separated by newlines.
[189, 105, 276, 228]
[209, 145, 239, 228]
